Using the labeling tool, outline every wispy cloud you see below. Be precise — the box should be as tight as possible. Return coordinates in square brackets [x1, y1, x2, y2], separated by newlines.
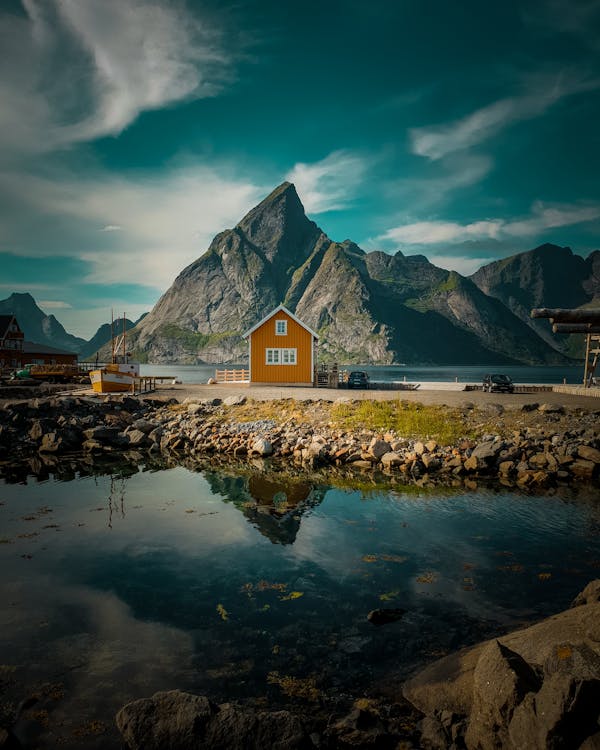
[286, 150, 369, 213]
[101, 225, 123, 232]
[0, 0, 233, 159]
[384, 154, 493, 212]
[522, 0, 600, 50]
[378, 201, 600, 245]
[37, 299, 72, 309]
[0, 166, 264, 288]
[409, 72, 600, 160]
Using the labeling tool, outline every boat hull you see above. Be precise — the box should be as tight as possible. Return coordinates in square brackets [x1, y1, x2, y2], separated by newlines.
[89, 369, 135, 394]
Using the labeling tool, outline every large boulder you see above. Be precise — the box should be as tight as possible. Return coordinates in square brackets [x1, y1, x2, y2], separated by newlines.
[403, 582, 600, 750]
[116, 690, 312, 750]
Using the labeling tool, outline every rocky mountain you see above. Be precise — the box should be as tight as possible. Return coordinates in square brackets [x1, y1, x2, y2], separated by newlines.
[0, 292, 145, 360]
[0, 292, 85, 353]
[80, 316, 141, 360]
[126, 183, 570, 365]
[470, 244, 600, 356]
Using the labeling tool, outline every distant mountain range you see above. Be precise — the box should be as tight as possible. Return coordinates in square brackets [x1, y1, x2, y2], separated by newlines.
[124, 183, 598, 365]
[2, 183, 598, 365]
[0, 292, 140, 361]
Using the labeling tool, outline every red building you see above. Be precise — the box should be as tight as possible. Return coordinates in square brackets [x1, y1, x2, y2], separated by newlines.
[0, 315, 24, 371]
[0, 315, 78, 371]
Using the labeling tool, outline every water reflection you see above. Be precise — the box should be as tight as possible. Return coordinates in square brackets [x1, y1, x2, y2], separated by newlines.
[204, 469, 325, 544]
[1, 457, 600, 748]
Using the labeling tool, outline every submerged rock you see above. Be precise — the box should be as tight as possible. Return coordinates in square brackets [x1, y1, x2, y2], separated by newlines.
[367, 608, 405, 625]
[116, 690, 313, 750]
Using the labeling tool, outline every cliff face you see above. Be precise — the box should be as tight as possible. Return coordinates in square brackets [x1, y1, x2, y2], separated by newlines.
[470, 244, 600, 356]
[124, 184, 572, 365]
[0, 292, 85, 353]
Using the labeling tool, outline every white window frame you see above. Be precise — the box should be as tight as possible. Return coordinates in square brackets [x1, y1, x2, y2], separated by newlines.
[265, 347, 297, 365]
[275, 319, 287, 336]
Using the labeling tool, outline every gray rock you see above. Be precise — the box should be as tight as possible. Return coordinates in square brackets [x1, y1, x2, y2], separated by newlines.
[367, 608, 405, 625]
[471, 440, 502, 462]
[125, 429, 148, 447]
[464, 640, 541, 750]
[369, 438, 391, 459]
[404, 582, 600, 750]
[223, 395, 247, 406]
[116, 690, 312, 750]
[578, 445, 600, 464]
[251, 438, 273, 456]
[538, 403, 565, 414]
[571, 580, 600, 607]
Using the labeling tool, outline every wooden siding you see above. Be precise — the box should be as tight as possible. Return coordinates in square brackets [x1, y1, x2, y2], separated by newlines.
[249, 310, 313, 383]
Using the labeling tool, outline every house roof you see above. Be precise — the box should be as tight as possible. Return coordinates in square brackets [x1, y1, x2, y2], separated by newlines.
[23, 341, 77, 356]
[242, 304, 319, 340]
[0, 315, 18, 338]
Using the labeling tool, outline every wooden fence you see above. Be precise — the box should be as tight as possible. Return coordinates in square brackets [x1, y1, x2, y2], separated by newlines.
[215, 369, 250, 383]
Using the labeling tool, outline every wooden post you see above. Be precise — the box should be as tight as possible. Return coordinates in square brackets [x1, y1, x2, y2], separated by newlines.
[584, 333, 591, 387]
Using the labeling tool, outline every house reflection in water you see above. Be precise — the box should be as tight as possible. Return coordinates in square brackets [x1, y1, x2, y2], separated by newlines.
[204, 470, 325, 545]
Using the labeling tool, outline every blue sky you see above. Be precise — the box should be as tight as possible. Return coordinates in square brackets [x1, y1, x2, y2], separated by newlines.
[1, 0, 599, 338]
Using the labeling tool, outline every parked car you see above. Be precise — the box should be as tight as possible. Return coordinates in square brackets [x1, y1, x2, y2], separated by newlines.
[347, 371, 370, 389]
[483, 373, 514, 393]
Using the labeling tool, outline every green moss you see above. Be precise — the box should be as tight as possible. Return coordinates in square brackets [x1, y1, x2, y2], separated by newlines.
[129, 349, 149, 364]
[157, 324, 238, 350]
[331, 399, 474, 444]
[437, 271, 461, 292]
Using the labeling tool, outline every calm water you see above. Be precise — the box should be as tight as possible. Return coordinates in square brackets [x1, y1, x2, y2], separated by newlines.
[1, 461, 599, 746]
[140, 363, 585, 385]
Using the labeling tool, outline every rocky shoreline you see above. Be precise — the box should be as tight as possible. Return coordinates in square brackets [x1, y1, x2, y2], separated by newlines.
[112, 580, 600, 750]
[1, 390, 599, 488]
[1, 389, 600, 749]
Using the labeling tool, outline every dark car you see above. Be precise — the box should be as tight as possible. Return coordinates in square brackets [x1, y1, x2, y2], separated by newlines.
[347, 370, 370, 389]
[483, 373, 514, 393]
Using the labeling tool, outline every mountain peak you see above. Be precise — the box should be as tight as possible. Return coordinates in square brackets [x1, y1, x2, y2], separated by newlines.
[237, 182, 304, 230]
[235, 182, 320, 266]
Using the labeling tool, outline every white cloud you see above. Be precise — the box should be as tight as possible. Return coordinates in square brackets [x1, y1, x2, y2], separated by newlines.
[37, 299, 72, 309]
[286, 150, 369, 213]
[380, 219, 503, 245]
[426, 255, 497, 276]
[0, 0, 232, 159]
[101, 225, 123, 232]
[409, 73, 600, 160]
[0, 166, 264, 288]
[377, 201, 600, 246]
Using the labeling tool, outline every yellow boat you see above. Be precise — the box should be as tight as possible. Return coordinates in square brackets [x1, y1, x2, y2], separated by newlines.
[89, 314, 140, 394]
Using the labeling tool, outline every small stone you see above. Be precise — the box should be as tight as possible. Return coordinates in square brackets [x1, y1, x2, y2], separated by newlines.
[251, 438, 272, 456]
[380, 451, 402, 467]
[368, 438, 391, 459]
[578, 445, 600, 464]
[367, 608, 405, 625]
[224, 395, 246, 406]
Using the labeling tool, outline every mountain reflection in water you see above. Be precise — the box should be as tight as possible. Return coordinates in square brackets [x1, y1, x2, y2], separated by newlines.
[204, 470, 324, 544]
[1, 456, 600, 749]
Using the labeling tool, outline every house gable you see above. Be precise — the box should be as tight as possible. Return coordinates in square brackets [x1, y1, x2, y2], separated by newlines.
[244, 305, 317, 385]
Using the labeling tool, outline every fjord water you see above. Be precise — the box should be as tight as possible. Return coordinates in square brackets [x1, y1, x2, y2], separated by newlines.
[1, 463, 599, 746]
[140, 363, 585, 384]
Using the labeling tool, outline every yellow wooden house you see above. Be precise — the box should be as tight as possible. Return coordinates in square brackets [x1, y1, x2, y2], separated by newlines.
[243, 304, 318, 385]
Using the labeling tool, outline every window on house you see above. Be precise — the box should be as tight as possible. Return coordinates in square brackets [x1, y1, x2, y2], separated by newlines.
[265, 348, 296, 364]
[275, 319, 287, 335]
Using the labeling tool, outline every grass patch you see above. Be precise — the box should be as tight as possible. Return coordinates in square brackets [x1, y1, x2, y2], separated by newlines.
[331, 399, 473, 444]
[158, 324, 237, 350]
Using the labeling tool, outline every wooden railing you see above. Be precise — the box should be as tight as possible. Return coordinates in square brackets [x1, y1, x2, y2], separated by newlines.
[215, 369, 250, 383]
